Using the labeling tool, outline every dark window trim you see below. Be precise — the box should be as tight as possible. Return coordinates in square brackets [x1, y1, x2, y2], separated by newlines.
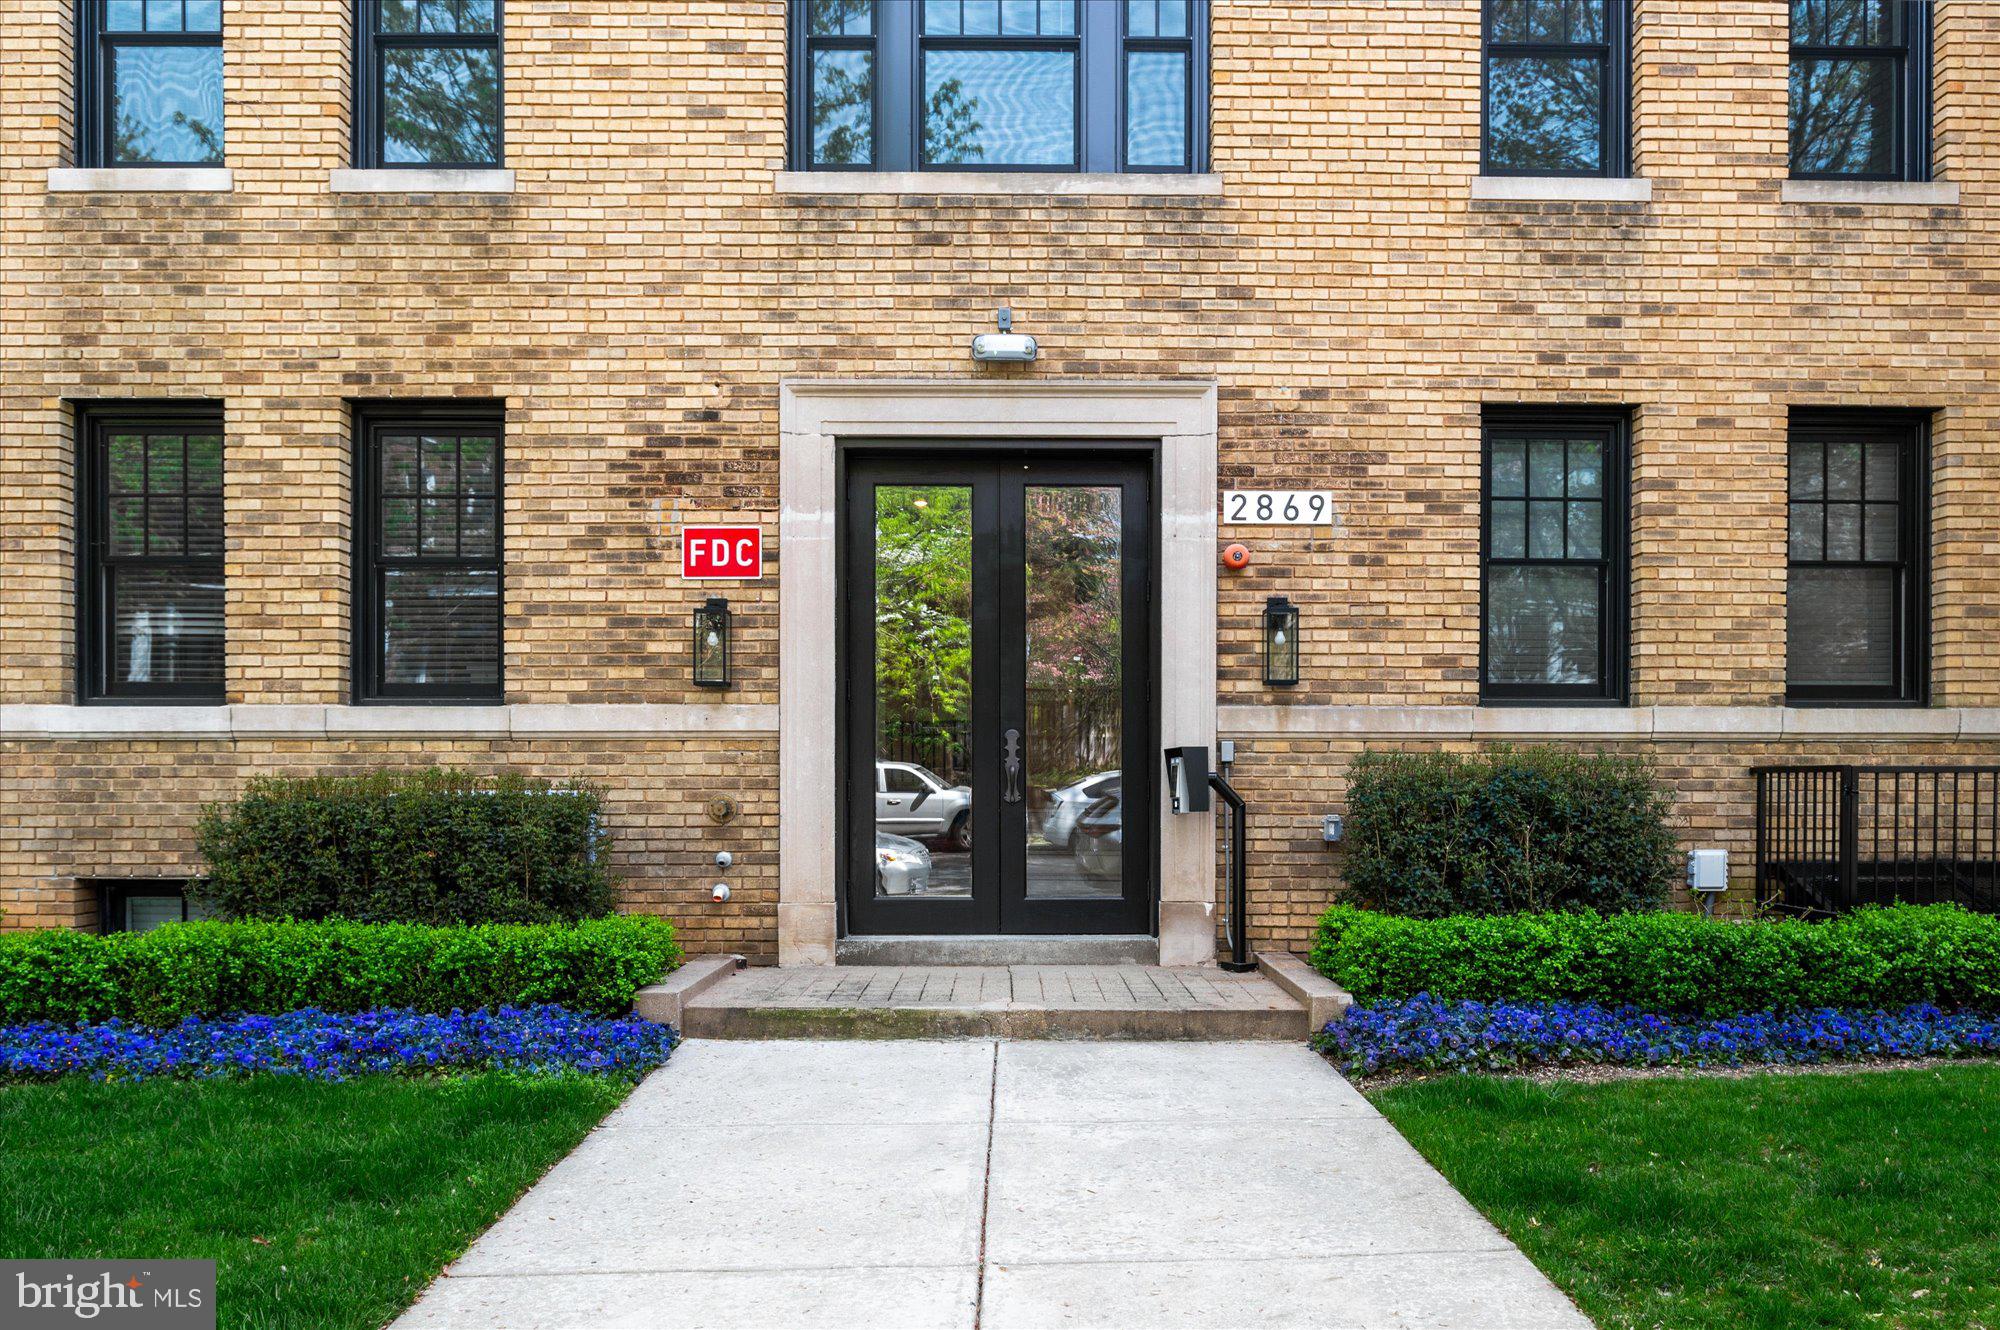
[787, 0, 1209, 174]
[352, 0, 506, 170]
[1480, 0, 1631, 179]
[351, 400, 506, 704]
[74, 0, 225, 169]
[1479, 406, 1631, 704]
[75, 400, 227, 706]
[1789, 0, 1931, 182]
[94, 879, 195, 933]
[1785, 408, 1930, 705]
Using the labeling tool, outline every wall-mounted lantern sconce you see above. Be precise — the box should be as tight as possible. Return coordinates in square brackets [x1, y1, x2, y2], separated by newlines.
[1263, 595, 1300, 688]
[694, 596, 732, 689]
[971, 306, 1037, 363]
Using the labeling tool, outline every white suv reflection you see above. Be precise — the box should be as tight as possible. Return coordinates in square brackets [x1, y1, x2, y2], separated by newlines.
[875, 761, 972, 851]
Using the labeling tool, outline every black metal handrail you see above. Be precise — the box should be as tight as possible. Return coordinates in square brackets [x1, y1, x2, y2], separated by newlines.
[1208, 771, 1253, 971]
[1754, 764, 2000, 917]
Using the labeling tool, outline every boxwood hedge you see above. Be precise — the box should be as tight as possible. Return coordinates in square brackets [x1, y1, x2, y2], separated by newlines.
[0, 916, 682, 1027]
[1311, 903, 2000, 1016]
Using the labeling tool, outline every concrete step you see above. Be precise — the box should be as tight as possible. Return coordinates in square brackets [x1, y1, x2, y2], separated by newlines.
[681, 962, 1310, 1040]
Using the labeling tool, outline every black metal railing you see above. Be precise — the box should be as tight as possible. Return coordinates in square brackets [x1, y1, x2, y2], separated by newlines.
[1755, 765, 2000, 917]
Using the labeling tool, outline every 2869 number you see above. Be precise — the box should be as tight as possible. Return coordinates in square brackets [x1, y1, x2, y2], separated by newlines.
[1221, 490, 1336, 525]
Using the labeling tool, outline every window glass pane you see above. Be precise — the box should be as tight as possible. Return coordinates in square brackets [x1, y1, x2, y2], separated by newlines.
[111, 44, 224, 164]
[420, 495, 458, 553]
[419, 0, 461, 33]
[382, 436, 419, 493]
[1491, 500, 1527, 559]
[461, 495, 497, 556]
[459, 435, 496, 491]
[109, 498, 146, 556]
[1566, 500, 1601, 558]
[187, 434, 222, 490]
[1790, 58, 1893, 176]
[924, 48, 1077, 167]
[147, 435, 184, 494]
[381, 567, 500, 687]
[147, 494, 185, 554]
[124, 894, 185, 932]
[1565, 440, 1602, 496]
[1129, 0, 1156, 37]
[1158, 0, 1188, 38]
[1490, 0, 1605, 44]
[1864, 502, 1899, 560]
[107, 0, 145, 31]
[1864, 439, 1900, 499]
[382, 46, 501, 165]
[108, 435, 146, 493]
[1826, 503, 1862, 560]
[381, 497, 419, 556]
[1491, 440, 1527, 496]
[145, 0, 183, 32]
[1788, 566, 1895, 687]
[380, 0, 421, 33]
[961, 0, 1000, 35]
[1041, 0, 1076, 35]
[1826, 439, 1862, 498]
[809, 0, 872, 37]
[1486, 565, 1601, 686]
[1789, 502, 1823, 560]
[1528, 500, 1565, 558]
[457, 0, 498, 34]
[1002, 0, 1040, 36]
[184, 0, 221, 32]
[1487, 54, 1602, 173]
[113, 567, 223, 686]
[1789, 439, 1824, 498]
[1792, 0, 1891, 47]
[187, 496, 222, 557]
[810, 48, 874, 166]
[1528, 441, 1565, 496]
[924, 0, 961, 35]
[1125, 49, 1188, 169]
[420, 435, 457, 495]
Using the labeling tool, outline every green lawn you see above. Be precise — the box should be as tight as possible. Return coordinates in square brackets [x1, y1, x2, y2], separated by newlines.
[0, 1074, 629, 1330]
[1372, 1065, 2000, 1330]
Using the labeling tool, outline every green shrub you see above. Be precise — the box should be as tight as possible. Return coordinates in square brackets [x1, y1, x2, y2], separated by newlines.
[0, 916, 682, 1026]
[1310, 903, 2000, 1015]
[1341, 746, 1678, 916]
[192, 769, 613, 925]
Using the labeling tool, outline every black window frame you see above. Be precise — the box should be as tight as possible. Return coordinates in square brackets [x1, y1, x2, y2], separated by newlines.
[352, 0, 506, 171]
[787, 0, 1210, 174]
[1479, 406, 1630, 705]
[76, 401, 227, 705]
[74, 0, 226, 170]
[1480, 0, 1631, 179]
[1785, 409, 1930, 705]
[1789, 0, 1932, 183]
[352, 401, 506, 705]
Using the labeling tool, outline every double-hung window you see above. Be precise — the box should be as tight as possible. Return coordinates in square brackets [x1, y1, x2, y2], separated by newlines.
[354, 406, 503, 702]
[1481, 409, 1629, 702]
[1786, 412, 1928, 702]
[1481, 0, 1630, 177]
[354, 0, 504, 169]
[790, 0, 1207, 173]
[79, 406, 225, 703]
[1789, 1, 1931, 181]
[76, 0, 225, 168]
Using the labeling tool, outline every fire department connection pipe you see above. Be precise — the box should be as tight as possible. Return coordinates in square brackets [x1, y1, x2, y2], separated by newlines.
[1208, 771, 1254, 973]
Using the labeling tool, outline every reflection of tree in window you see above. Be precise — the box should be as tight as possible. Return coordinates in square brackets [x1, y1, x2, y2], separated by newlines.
[924, 79, 985, 164]
[384, 49, 501, 165]
[875, 487, 975, 783]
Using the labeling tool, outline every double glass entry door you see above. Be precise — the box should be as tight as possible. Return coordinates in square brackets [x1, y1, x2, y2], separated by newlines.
[843, 452, 1154, 936]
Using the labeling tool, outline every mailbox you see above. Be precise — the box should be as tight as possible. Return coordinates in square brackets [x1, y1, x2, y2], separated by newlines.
[1163, 746, 1211, 814]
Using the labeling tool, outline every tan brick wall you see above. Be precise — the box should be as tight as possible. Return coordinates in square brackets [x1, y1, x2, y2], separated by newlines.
[4, 2, 1999, 953]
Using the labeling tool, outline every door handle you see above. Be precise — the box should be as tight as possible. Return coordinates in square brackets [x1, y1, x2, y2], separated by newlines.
[1002, 728, 1023, 804]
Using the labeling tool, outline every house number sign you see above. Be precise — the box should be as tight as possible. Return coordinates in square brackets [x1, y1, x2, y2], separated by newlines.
[1221, 491, 1337, 526]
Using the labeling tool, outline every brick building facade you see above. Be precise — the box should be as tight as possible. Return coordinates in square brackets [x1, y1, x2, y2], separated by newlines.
[3, 1, 1997, 963]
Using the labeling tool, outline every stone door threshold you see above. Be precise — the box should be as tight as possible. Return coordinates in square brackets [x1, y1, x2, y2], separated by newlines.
[836, 934, 1158, 966]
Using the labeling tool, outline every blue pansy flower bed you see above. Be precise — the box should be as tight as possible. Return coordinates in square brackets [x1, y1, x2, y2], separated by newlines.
[0, 1005, 678, 1083]
[1316, 994, 2000, 1078]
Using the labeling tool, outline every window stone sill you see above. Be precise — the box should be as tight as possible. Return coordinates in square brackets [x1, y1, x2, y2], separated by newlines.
[1781, 178, 1958, 206]
[47, 167, 232, 193]
[774, 170, 1222, 198]
[1469, 175, 1652, 204]
[330, 168, 516, 194]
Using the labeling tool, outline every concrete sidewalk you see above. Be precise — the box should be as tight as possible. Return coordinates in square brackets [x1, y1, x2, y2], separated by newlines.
[396, 1041, 1589, 1330]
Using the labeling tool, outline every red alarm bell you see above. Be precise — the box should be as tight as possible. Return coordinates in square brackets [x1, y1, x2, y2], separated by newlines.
[1221, 542, 1251, 571]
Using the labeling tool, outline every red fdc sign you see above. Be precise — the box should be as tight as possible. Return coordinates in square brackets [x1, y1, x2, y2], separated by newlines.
[682, 525, 763, 580]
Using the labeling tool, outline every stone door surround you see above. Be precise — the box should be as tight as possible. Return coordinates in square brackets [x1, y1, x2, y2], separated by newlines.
[777, 380, 1220, 967]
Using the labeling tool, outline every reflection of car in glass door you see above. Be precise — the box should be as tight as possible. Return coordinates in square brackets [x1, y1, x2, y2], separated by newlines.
[875, 761, 972, 850]
[1039, 770, 1120, 850]
[1071, 783, 1123, 880]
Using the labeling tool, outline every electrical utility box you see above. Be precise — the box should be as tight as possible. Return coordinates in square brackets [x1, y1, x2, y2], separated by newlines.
[1686, 849, 1728, 894]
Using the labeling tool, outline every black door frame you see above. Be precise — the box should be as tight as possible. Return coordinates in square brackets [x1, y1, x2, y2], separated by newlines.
[838, 441, 1158, 937]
